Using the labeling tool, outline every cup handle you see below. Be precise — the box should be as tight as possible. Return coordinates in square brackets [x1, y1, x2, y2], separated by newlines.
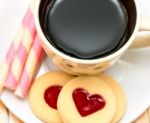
[130, 16, 150, 49]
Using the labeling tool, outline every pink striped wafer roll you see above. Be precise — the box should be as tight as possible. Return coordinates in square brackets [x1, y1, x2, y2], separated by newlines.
[0, 8, 32, 93]
[4, 9, 36, 90]
[15, 34, 45, 98]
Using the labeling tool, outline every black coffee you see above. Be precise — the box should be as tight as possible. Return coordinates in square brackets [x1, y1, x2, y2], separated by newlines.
[41, 0, 128, 59]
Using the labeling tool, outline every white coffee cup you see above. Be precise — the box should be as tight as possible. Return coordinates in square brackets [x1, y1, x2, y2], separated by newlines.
[34, 0, 150, 75]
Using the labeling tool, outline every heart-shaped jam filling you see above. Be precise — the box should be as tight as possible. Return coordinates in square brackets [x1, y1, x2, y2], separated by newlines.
[73, 88, 106, 117]
[44, 85, 62, 109]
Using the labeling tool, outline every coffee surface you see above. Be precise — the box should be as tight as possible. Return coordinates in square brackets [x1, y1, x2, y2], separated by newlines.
[45, 0, 128, 59]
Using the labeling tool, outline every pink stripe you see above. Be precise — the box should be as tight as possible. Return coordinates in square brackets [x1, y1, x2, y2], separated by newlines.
[22, 8, 32, 26]
[4, 71, 18, 90]
[32, 35, 44, 58]
[22, 8, 36, 38]
[17, 69, 30, 97]
[16, 42, 28, 64]
[5, 43, 16, 66]
[26, 17, 36, 39]
[37, 42, 45, 63]
[39, 49, 45, 63]
[35, 52, 45, 76]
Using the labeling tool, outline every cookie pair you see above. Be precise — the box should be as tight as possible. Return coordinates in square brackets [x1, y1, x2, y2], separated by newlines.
[29, 72, 126, 123]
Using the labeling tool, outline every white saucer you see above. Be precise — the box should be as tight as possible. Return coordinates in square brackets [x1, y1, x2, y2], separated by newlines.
[0, 0, 150, 123]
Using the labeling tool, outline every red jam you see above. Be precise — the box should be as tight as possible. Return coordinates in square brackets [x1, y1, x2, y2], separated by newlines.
[72, 88, 106, 117]
[44, 85, 62, 109]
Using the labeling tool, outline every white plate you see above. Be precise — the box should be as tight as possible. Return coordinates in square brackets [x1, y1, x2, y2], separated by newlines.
[0, 0, 150, 123]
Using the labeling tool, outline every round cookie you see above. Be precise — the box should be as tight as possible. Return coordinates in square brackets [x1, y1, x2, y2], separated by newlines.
[98, 74, 126, 123]
[57, 76, 116, 123]
[29, 72, 74, 123]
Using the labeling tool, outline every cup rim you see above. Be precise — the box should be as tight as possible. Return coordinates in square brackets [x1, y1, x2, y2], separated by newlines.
[34, 0, 141, 64]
